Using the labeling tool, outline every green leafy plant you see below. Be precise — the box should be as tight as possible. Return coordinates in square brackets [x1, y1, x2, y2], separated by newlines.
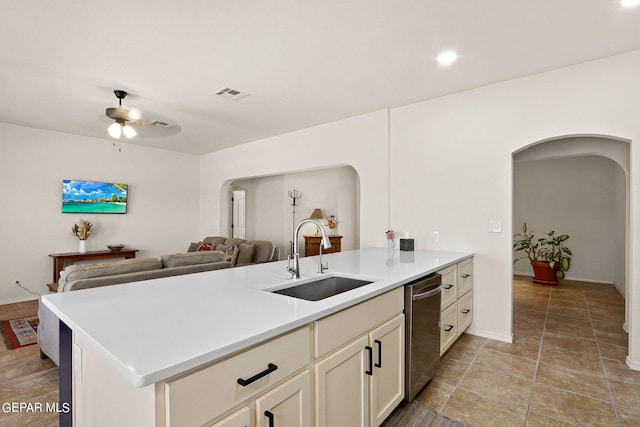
[513, 223, 572, 279]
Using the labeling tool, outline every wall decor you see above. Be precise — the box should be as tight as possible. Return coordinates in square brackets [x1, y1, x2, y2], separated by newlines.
[62, 180, 128, 214]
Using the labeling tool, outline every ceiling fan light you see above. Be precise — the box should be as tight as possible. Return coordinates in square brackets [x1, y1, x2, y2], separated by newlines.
[108, 122, 122, 138]
[122, 124, 137, 139]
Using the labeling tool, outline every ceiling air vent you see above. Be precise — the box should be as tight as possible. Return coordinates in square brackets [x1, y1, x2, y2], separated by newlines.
[149, 120, 177, 129]
[215, 87, 250, 101]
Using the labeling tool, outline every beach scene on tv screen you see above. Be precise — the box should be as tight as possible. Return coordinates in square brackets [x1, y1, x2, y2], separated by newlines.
[62, 180, 128, 213]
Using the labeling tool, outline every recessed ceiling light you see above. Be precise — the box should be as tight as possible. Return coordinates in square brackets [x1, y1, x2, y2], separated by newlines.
[437, 51, 458, 66]
[621, 0, 640, 7]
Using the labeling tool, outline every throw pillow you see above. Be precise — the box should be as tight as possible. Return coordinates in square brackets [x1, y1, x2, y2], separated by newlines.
[235, 244, 255, 266]
[196, 242, 216, 252]
[187, 242, 200, 252]
[216, 244, 237, 262]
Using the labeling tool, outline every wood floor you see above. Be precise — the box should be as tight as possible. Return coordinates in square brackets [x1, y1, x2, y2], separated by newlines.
[0, 299, 57, 426]
[2, 277, 640, 426]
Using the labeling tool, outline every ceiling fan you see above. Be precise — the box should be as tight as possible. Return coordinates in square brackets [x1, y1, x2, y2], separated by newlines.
[105, 90, 141, 139]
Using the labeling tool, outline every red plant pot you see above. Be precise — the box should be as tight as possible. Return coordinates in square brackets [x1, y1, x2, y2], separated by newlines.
[530, 261, 560, 285]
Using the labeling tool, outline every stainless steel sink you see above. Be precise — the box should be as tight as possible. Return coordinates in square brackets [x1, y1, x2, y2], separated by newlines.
[271, 276, 373, 301]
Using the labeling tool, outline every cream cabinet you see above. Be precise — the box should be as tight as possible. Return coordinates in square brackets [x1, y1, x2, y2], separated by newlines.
[315, 335, 370, 427]
[210, 407, 251, 427]
[369, 314, 405, 426]
[314, 288, 404, 427]
[439, 257, 473, 355]
[209, 371, 310, 427]
[165, 326, 311, 426]
[254, 371, 311, 427]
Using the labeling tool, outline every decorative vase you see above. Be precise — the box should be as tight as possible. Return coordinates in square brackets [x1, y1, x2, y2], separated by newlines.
[78, 240, 87, 253]
[531, 261, 560, 285]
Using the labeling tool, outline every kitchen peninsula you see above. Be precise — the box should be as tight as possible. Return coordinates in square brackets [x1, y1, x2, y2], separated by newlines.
[42, 248, 473, 426]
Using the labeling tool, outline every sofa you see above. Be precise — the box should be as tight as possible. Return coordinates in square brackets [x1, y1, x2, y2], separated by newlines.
[38, 250, 232, 365]
[189, 236, 280, 267]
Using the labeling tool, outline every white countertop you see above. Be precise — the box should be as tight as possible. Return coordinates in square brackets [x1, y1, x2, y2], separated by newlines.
[42, 248, 472, 387]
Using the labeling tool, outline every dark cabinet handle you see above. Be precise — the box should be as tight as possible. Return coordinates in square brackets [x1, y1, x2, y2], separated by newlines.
[365, 346, 373, 375]
[264, 410, 274, 427]
[462, 309, 471, 314]
[237, 363, 278, 387]
[444, 325, 454, 332]
[374, 340, 382, 368]
[444, 284, 454, 289]
[461, 274, 470, 278]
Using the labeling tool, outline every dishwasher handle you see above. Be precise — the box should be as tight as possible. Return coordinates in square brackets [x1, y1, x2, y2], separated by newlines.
[412, 284, 443, 301]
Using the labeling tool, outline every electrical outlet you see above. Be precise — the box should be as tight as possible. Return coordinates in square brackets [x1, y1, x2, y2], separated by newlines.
[14, 280, 20, 288]
[433, 231, 439, 242]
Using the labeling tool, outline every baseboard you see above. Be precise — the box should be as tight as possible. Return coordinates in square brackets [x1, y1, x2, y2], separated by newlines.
[626, 356, 640, 372]
[515, 272, 614, 285]
[465, 326, 512, 343]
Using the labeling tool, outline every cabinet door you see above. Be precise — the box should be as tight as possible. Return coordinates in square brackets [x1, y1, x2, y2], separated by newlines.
[439, 265, 457, 309]
[210, 407, 251, 427]
[457, 290, 473, 336]
[315, 336, 369, 427]
[255, 371, 311, 427]
[369, 314, 404, 427]
[457, 258, 473, 296]
[440, 302, 458, 356]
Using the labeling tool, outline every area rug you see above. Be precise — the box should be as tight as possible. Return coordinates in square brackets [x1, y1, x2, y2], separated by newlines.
[382, 401, 472, 427]
[1, 316, 39, 349]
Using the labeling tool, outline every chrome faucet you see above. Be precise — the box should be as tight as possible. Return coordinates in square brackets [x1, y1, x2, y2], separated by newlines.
[286, 218, 332, 278]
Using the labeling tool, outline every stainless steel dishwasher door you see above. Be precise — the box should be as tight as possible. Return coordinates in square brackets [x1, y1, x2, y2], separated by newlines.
[405, 273, 442, 401]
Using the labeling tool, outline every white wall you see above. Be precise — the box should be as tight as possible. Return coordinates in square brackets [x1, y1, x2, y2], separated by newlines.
[231, 166, 359, 259]
[199, 51, 640, 367]
[389, 50, 640, 352]
[513, 155, 622, 284]
[0, 123, 200, 304]
[199, 110, 389, 251]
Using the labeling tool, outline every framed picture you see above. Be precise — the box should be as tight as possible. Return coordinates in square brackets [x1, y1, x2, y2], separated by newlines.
[62, 180, 128, 214]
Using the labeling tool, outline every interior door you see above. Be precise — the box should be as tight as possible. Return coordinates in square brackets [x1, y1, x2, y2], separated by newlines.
[232, 190, 246, 239]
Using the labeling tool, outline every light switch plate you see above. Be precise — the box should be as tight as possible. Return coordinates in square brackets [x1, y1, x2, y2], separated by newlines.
[488, 220, 502, 233]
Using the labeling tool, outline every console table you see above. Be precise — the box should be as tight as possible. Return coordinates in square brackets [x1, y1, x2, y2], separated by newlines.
[304, 235, 342, 256]
[48, 249, 138, 291]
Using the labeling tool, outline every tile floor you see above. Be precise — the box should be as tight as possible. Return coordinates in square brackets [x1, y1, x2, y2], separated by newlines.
[415, 276, 640, 426]
[2, 277, 640, 426]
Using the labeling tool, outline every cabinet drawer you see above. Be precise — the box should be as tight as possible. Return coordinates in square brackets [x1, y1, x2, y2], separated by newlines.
[439, 265, 457, 309]
[314, 287, 403, 358]
[457, 290, 473, 336]
[457, 258, 473, 297]
[165, 326, 311, 426]
[440, 302, 458, 356]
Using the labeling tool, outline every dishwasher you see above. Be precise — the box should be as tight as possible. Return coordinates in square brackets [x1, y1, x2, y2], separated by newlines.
[404, 272, 442, 401]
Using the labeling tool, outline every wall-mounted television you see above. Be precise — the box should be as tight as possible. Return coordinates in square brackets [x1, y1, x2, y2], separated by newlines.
[62, 180, 128, 214]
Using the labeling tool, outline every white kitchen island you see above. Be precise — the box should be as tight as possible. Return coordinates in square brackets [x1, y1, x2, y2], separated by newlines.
[42, 248, 473, 427]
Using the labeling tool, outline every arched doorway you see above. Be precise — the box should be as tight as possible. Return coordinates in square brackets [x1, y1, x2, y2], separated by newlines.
[512, 135, 630, 333]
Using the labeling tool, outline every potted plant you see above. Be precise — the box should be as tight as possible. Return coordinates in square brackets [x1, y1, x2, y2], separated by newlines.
[513, 223, 572, 285]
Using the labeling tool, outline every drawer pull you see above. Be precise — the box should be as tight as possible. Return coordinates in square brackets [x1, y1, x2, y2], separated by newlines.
[444, 284, 454, 290]
[237, 363, 278, 387]
[365, 346, 373, 376]
[462, 309, 471, 314]
[461, 274, 470, 278]
[444, 325, 454, 332]
[264, 410, 275, 427]
[374, 339, 382, 368]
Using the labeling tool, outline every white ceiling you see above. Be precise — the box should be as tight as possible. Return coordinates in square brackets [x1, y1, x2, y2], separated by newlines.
[2, 1, 640, 155]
